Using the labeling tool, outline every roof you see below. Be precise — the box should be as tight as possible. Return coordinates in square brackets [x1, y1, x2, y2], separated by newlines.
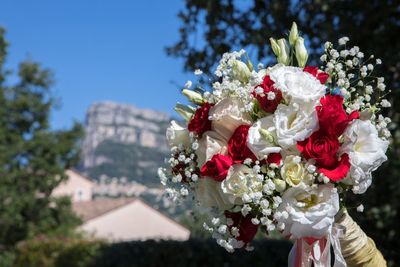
[75, 197, 190, 241]
[67, 169, 95, 185]
[73, 198, 136, 221]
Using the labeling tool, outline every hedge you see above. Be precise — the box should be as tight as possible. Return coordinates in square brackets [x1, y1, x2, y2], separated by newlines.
[93, 239, 292, 267]
[13, 237, 292, 267]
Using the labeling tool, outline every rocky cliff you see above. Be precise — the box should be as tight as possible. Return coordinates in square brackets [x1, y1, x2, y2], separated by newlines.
[81, 101, 171, 186]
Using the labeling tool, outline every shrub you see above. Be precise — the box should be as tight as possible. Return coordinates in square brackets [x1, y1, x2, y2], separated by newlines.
[14, 236, 104, 267]
[92, 239, 292, 267]
[14, 237, 292, 267]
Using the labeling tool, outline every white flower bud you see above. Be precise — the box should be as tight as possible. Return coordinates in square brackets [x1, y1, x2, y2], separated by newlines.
[174, 103, 195, 122]
[356, 204, 364, 213]
[289, 22, 298, 46]
[182, 89, 205, 105]
[184, 80, 192, 88]
[258, 128, 275, 144]
[273, 179, 287, 192]
[295, 37, 308, 68]
[232, 60, 251, 83]
[269, 37, 281, 58]
[277, 38, 290, 65]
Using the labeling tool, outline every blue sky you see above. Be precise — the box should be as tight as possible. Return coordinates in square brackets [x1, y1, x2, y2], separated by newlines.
[1, 0, 192, 129]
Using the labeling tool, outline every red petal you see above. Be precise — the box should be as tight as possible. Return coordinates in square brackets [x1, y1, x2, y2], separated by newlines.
[304, 66, 318, 76]
[304, 66, 329, 84]
[238, 215, 259, 244]
[318, 153, 350, 181]
[296, 140, 308, 157]
[348, 110, 360, 120]
[317, 72, 329, 84]
[266, 153, 282, 165]
[200, 154, 233, 182]
[224, 211, 258, 244]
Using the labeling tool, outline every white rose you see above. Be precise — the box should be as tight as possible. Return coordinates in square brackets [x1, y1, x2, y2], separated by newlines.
[340, 119, 389, 194]
[166, 120, 190, 148]
[196, 131, 228, 168]
[269, 65, 326, 103]
[274, 103, 318, 148]
[277, 184, 339, 239]
[280, 155, 312, 187]
[209, 97, 252, 141]
[247, 115, 281, 160]
[194, 178, 233, 211]
[221, 164, 262, 204]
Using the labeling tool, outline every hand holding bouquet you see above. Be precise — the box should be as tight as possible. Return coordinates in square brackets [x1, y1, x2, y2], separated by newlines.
[159, 23, 390, 266]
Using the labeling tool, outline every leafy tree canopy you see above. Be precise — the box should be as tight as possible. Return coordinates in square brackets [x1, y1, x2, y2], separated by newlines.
[0, 28, 83, 251]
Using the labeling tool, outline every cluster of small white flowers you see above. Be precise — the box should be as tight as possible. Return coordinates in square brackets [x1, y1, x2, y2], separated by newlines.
[215, 49, 247, 78]
[204, 50, 262, 113]
[202, 160, 285, 252]
[203, 217, 246, 252]
[322, 39, 389, 109]
[375, 114, 392, 140]
[158, 135, 200, 203]
[321, 38, 391, 139]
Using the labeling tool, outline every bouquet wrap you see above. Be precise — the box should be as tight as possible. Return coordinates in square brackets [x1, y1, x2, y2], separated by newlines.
[336, 210, 386, 267]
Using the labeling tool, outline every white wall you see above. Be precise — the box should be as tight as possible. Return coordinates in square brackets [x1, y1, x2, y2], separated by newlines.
[52, 170, 94, 202]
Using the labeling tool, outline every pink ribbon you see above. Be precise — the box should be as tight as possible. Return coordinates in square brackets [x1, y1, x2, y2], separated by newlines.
[288, 224, 347, 267]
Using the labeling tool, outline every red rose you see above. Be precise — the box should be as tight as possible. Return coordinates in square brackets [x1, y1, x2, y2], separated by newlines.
[200, 154, 232, 182]
[188, 103, 213, 136]
[297, 130, 339, 168]
[266, 153, 282, 165]
[297, 130, 350, 181]
[304, 66, 329, 84]
[224, 211, 259, 244]
[228, 125, 256, 164]
[253, 75, 283, 113]
[317, 95, 359, 137]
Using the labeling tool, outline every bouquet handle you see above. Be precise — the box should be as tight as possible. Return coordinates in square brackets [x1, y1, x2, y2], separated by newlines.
[335, 209, 387, 267]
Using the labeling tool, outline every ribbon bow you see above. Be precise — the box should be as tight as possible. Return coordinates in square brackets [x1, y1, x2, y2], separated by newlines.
[288, 224, 347, 267]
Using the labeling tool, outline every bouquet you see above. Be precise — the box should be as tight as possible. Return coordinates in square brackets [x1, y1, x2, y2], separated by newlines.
[159, 23, 390, 266]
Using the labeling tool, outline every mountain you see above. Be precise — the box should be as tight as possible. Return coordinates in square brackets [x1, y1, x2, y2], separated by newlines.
[81, 101, 171, 187]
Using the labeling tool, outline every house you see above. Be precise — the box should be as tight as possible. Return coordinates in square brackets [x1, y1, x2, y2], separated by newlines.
[52, 169, 190, 241]
[73, 198, 190, 241]
[52, 169, 95, 202]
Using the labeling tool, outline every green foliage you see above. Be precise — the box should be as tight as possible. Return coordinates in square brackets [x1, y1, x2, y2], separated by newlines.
[0, 28, 83, 252]
[12, 238, 291, 267]
[0, 250, 17, 267]
[86, 140, 167, 187]
[168, 1, 400, 264]
[14, 236, 104, 267]
[93, 239, 292, 267]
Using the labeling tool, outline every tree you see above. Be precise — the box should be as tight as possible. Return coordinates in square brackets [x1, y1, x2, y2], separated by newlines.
[0, 27, 83, 257]
[167, 1, 400, 264]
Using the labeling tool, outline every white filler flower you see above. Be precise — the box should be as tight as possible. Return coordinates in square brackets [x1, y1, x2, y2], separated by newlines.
[221, 164, 263, 205]
[277, 184, 339, 239]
